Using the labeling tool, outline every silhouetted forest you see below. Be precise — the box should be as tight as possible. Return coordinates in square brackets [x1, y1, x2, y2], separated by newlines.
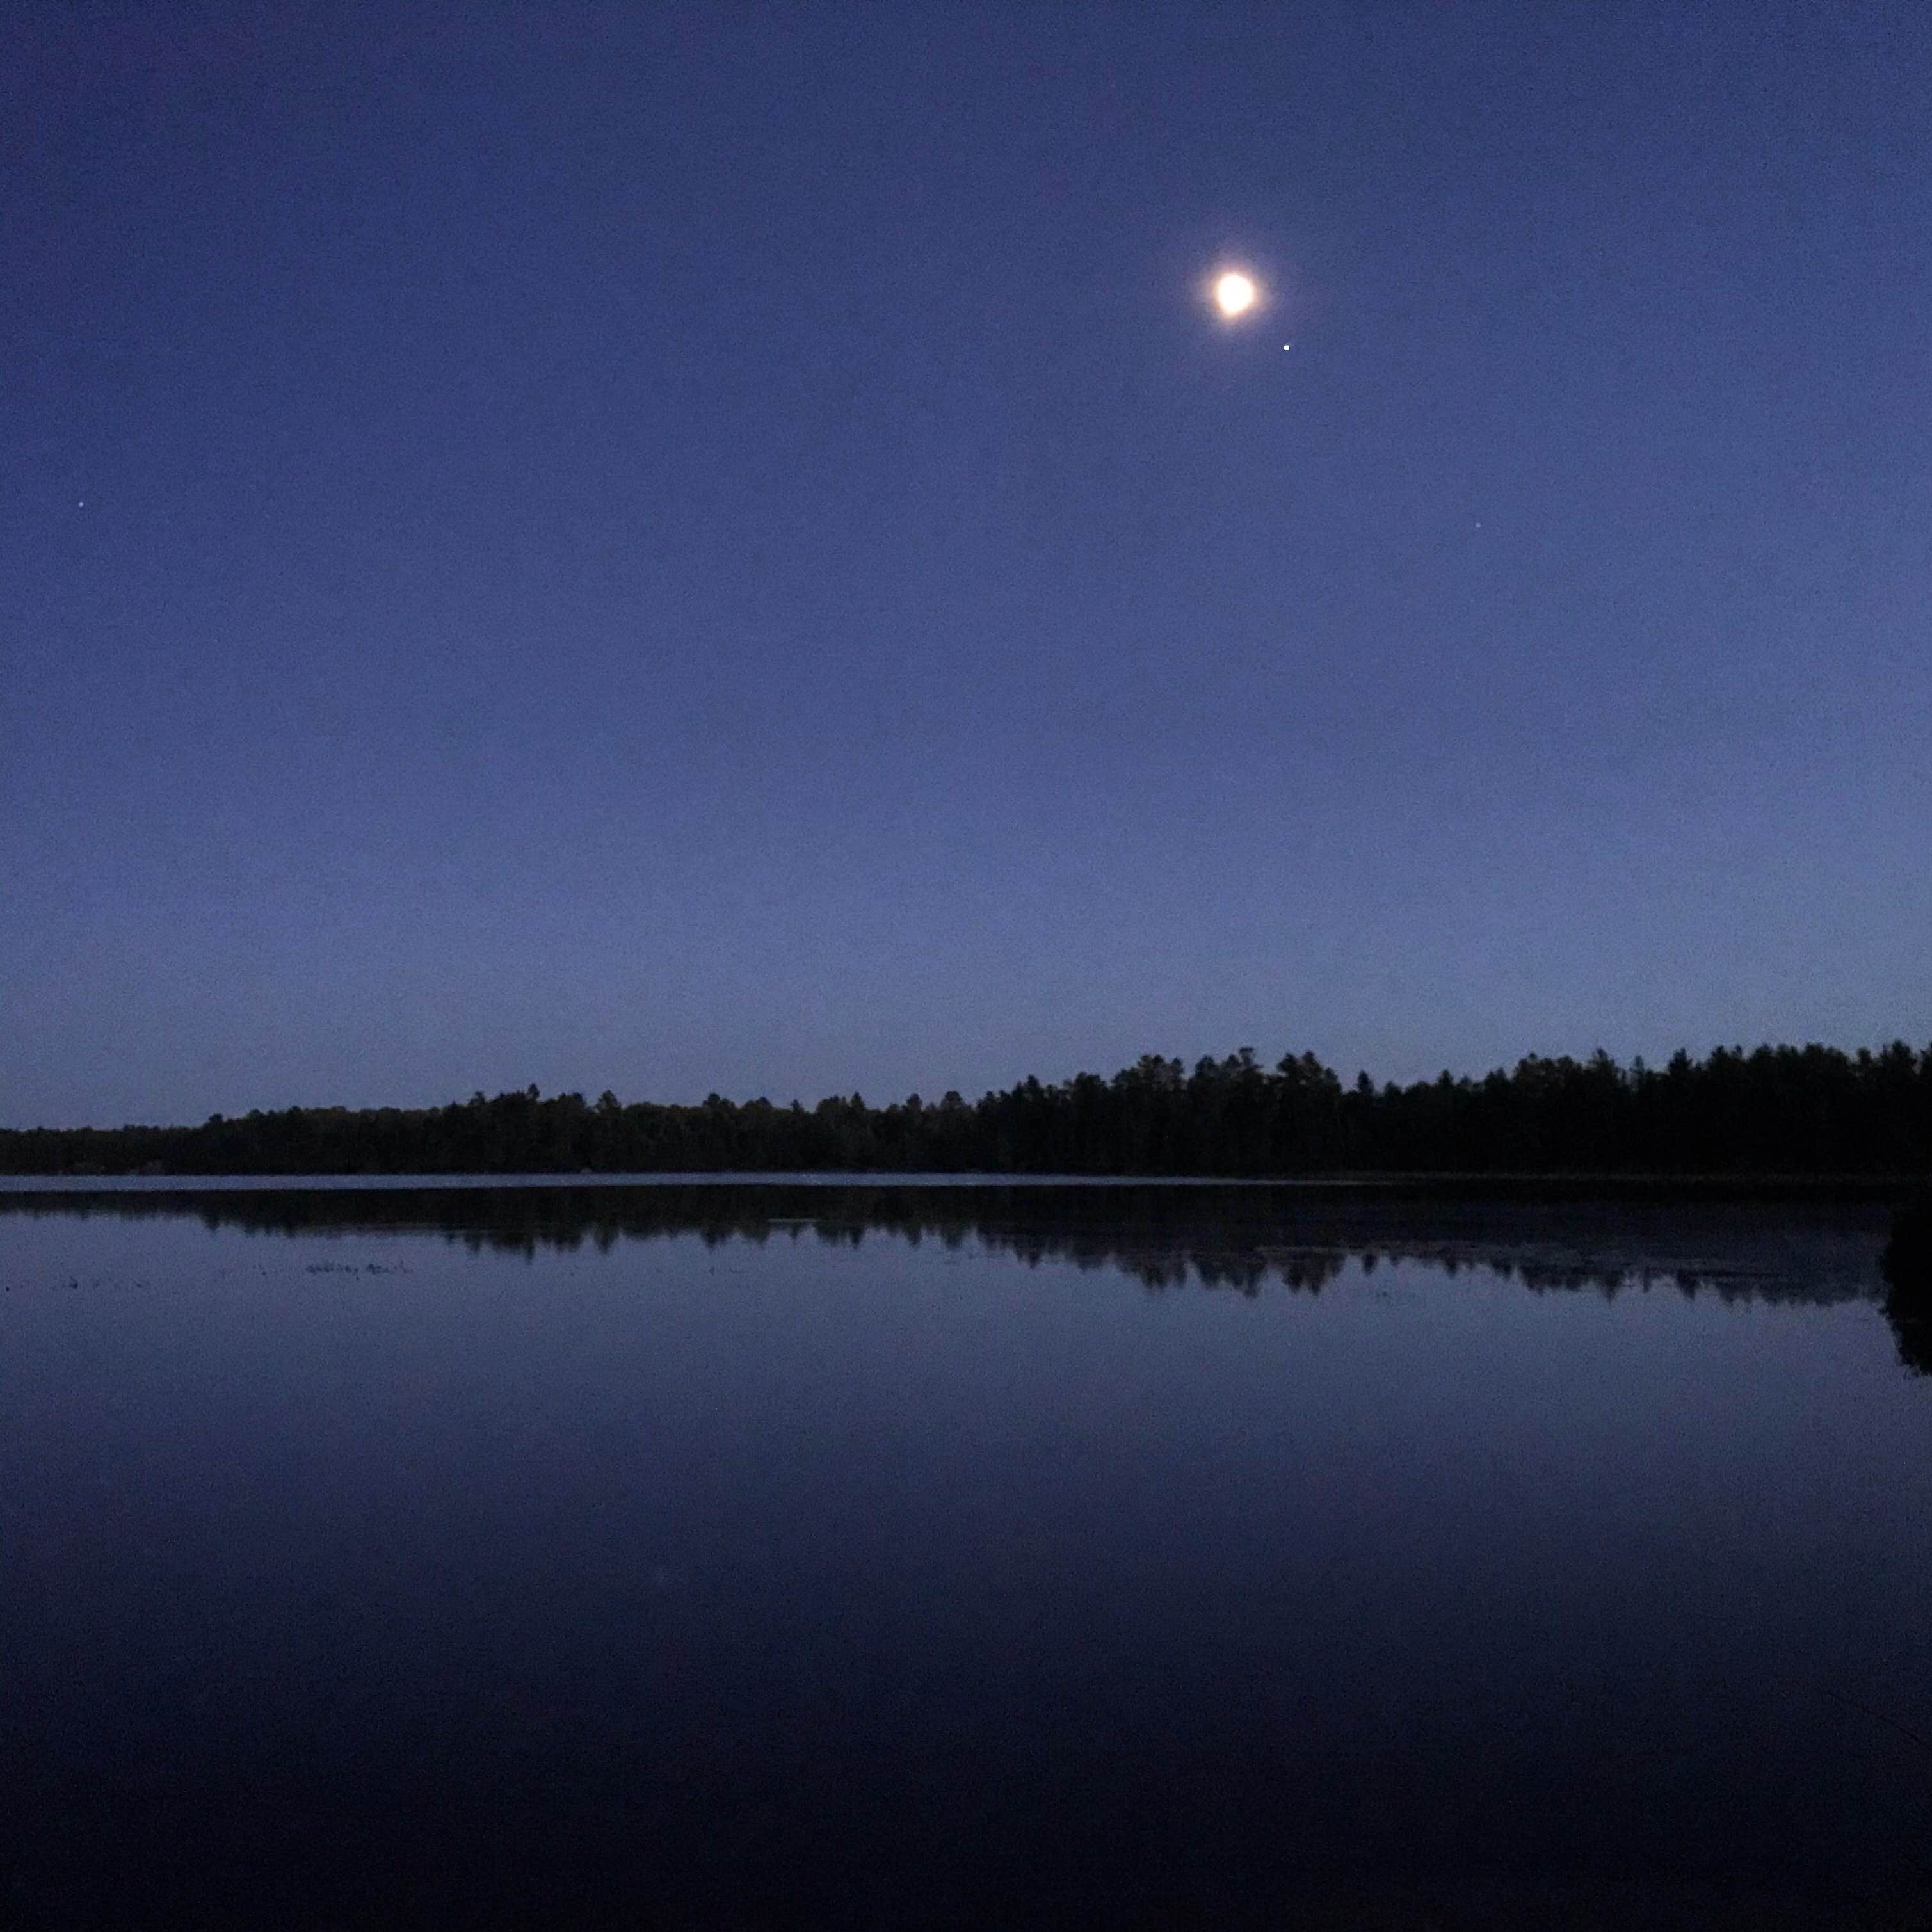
[5, 1041, 1931, 1179]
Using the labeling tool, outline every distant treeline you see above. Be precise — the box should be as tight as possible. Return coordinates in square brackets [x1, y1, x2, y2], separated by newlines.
[5, 1042, 1931, 1178]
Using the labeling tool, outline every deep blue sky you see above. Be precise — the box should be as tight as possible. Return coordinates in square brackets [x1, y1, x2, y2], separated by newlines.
[5, 3, 1928, 1127]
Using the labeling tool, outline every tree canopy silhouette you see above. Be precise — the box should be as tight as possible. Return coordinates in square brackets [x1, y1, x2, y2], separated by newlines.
[4, 1041, 1929, 1180]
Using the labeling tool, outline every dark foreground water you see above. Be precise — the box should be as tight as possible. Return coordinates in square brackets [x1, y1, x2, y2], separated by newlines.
[2, 1181, 1928, 1931]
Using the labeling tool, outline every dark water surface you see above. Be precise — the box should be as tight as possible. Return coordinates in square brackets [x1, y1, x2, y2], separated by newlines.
[3, 1182, 1928, 1929]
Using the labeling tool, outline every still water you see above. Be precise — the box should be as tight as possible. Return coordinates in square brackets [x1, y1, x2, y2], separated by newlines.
[2, 1182, 1928, 1929]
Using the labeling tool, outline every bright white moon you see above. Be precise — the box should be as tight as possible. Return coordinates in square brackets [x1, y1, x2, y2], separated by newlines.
[1213, 271, 1258, 318]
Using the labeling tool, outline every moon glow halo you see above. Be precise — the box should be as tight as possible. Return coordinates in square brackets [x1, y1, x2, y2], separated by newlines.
[1212, 271, 1258, 318]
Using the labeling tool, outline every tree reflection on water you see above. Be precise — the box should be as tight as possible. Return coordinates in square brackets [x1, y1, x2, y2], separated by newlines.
[1881, 1193, 1932, 1374]
[1, 1175, 1901, 1314]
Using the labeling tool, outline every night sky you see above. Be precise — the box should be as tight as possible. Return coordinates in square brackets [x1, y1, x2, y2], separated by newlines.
[6, 3, 1928, 1129]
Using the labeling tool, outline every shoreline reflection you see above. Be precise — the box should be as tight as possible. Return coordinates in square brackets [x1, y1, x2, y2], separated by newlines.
[0, 1178, 1888, 1303]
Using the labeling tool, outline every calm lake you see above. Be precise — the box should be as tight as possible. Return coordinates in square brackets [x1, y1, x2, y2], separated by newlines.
[3, 1180, 1928, 1930]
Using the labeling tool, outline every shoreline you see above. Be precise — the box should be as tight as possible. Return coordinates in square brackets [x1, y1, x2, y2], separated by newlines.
[0, 1169, 1916, 1203]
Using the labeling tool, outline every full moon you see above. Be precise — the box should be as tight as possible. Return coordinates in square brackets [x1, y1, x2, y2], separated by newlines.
[1213, 271, 1258, 318]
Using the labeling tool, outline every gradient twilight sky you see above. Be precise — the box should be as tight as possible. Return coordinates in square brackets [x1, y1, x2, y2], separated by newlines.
[5, 3, 1928, 1128]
